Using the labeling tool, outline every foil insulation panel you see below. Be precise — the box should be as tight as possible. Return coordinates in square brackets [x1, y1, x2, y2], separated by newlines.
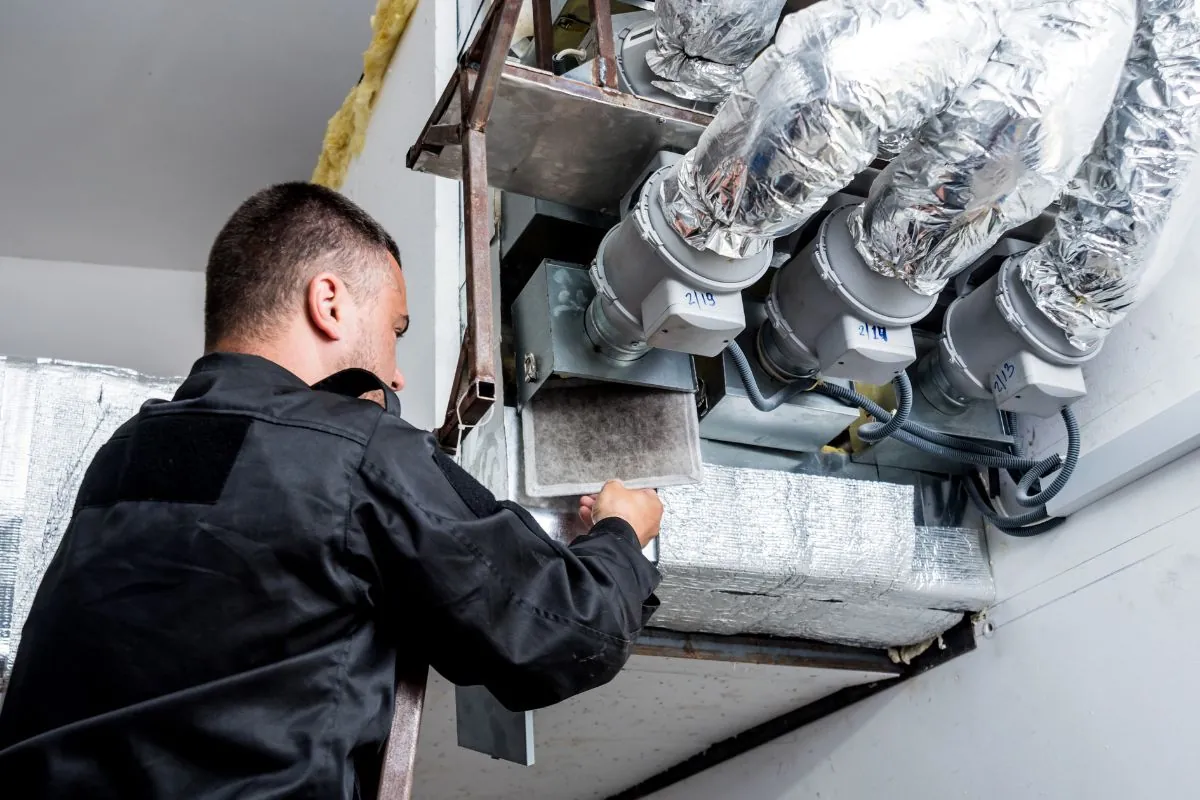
[644, 0, 787, 103]
[462, 417, 995, 649]
[850, 0, 1136, 296]
[661, 0, 1007, 258]
[654, 466, 993, 648]
[0, 357, 181, 691]
[1018, 0, 1200, 348]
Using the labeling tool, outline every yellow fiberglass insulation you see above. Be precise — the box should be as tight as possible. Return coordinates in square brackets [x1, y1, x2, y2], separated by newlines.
[312, 0, 420, 189]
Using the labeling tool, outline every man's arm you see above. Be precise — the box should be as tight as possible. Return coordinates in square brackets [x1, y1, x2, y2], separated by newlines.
[355, 418, 662, 711]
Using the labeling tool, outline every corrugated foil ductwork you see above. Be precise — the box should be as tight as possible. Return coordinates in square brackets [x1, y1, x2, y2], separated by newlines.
[661, 0, 1008, 259]
[0, 357, 181, 692]
[1018, 0, 1200, 348]
[849, 0, 1136, 296]
[462, 410, 995, 649]
[644, 0, 787, 103]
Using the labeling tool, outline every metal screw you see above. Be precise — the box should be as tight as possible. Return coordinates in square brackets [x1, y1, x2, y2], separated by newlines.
[522, 353, 538, 383]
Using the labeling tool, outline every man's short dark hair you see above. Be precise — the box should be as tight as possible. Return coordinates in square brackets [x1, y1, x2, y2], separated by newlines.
[204, 182, 400, 349]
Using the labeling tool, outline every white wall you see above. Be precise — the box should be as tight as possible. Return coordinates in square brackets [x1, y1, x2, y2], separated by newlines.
[339, 0, 464, 433]
[647, 176, 1200, 800]
[0, 256, 204, 376]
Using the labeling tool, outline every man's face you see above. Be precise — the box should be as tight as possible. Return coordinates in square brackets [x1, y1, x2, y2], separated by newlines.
[342, 253, 409, 392]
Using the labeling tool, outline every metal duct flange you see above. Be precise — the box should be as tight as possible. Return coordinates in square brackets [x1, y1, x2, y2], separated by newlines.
[761, 205, 935, 385]
[923, 257, 1098, 418]
[588, 166, 772, 359]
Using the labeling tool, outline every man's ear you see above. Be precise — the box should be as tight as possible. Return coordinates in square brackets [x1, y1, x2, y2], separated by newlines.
[306, 272, 348, 341]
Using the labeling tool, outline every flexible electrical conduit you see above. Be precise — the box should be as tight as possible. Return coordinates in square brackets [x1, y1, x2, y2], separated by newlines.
[725, 342, 1081, 532]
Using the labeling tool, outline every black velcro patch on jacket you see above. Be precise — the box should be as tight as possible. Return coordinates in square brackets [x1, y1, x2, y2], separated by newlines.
[116, 414, 251, 505]
[433, 450, 500, 518]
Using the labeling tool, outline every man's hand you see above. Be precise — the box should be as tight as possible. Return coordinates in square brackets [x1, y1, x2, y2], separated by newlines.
[578, 480, 663, 549]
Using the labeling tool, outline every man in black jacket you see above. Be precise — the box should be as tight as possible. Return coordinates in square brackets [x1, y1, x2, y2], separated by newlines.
[0, 182, 663, 799]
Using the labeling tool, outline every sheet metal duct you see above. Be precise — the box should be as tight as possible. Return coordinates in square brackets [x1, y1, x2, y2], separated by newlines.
[661, 0, 1008, 259]
[849, 0, 1136, 296]
[0, 357, 182, 692]
[1018, 0, 1200, 349]
[461, 409, 995, 649]
[644, 0, 787, 103]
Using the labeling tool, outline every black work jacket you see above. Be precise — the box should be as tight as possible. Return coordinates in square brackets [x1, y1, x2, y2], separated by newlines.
[0, 353, 660, 799]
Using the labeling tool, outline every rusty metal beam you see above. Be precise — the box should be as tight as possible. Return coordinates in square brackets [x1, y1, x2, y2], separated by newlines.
[376, 665, 428, 800]
[533, 0, 554, 71]
[588, 0, 618, 89]
[406, 69, 462, 168]
[467, 0, 524, 132]
[435, 69, 499, 455]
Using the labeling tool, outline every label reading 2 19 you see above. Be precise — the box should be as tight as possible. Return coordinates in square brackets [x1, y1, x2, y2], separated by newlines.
[687, 291, 717, 308]
[858, 323, 889, 342]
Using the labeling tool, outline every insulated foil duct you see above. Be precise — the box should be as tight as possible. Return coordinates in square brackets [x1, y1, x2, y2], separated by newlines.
[850, 0, 1136, 296]
[460, 411, 995, 649]
[653, 466, 993, 648]
[644, 0, 787, 103]
[1018, 0, 1200, 348]
[0, 357, 181, 692]
[661, 0, 1007, 258]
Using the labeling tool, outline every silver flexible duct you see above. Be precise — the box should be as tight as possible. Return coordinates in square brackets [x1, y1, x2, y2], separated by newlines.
[661, 0, 1009, 259]
[644, 0, 787, 103]
[849, 0, 1137, 296]
[1018, 0, 1200, 348]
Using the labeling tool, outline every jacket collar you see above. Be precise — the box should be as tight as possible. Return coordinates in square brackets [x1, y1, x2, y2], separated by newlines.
[174, 352, 309, 400]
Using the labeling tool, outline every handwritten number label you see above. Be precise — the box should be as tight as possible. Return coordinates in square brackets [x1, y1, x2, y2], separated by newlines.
[992, 360, 1016, 394]
[686, 291, 717, 308]
[857, 323, 889, 342]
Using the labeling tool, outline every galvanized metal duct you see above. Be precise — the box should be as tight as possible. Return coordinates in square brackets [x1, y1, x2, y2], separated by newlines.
[644, 0, 788, 103]
[661, 0, 1008, 259]
[0, 357, 182, 692]
[849, 0, 1136, 296]
[1017, 0, 1200, 348]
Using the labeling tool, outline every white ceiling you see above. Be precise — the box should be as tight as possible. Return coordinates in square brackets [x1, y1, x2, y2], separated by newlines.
[414, 657, 896, 799]
[0, 0, 376, 271]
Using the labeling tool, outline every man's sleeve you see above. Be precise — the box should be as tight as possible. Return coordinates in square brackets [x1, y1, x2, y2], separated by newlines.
[354, 418, 661, 712]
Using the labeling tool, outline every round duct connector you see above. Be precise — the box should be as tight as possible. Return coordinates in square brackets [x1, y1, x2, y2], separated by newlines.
[615, 23, 717, 114]
[587, 165, 773, 360]
[761, 204, 936, 382]
[920, 256, 1100, 416]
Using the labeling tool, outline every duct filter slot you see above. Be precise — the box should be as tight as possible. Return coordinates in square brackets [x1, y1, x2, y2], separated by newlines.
[520, 385, 703, 497]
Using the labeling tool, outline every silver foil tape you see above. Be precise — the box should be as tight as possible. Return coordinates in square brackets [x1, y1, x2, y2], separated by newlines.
[0, 357, 181, 691]
[644, 0, 787, 103]
[1018, 0, 1200, 349]
[661, 0, 1007, 259]
[850, 0, 1136, 296]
